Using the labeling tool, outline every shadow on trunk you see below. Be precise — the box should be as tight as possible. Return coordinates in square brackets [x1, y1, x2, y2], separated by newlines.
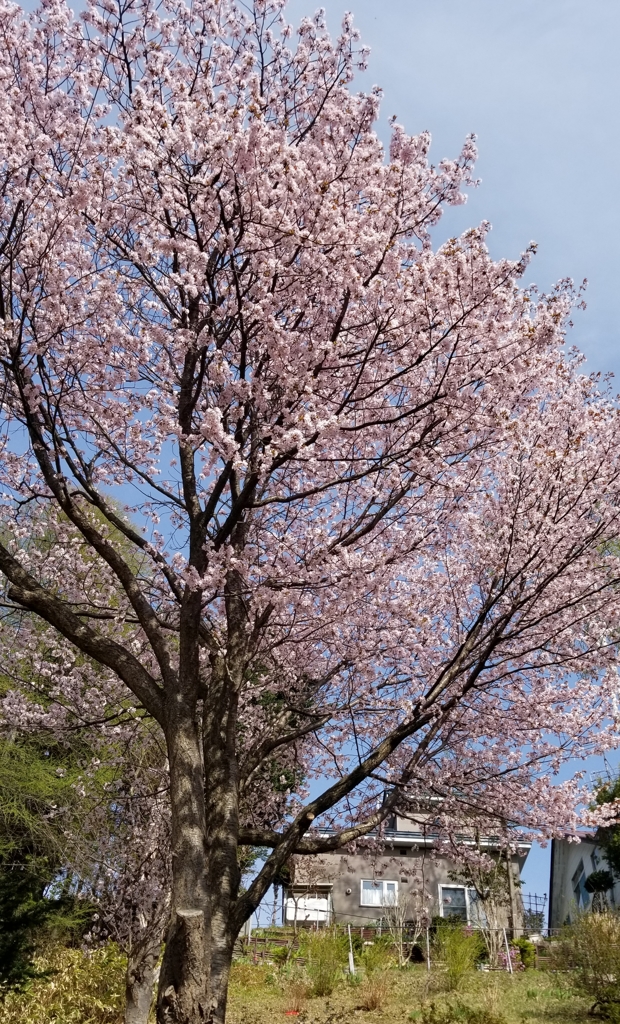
[157, 908, 208, 1024]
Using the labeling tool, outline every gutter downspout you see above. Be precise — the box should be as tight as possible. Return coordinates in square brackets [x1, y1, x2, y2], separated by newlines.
[548, 838, 556, 933]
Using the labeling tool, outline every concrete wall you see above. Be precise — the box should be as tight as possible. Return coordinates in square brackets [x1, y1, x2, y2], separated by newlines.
[290, 847, 525, 930]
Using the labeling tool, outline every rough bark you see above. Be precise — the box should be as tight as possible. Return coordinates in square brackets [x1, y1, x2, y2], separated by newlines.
[205, 928, 236, 1024]
[200, 569, 247, 1024]
[157, 909, 207, 1024]
[125, 902, 168, 1024]
[157, 707, 209, 1024]
[125, 928, 163, 1024]
[203, 653, 242, 1024]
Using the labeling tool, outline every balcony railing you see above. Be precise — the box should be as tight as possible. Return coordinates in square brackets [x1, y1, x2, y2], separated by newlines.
[312, 826, 531, 851]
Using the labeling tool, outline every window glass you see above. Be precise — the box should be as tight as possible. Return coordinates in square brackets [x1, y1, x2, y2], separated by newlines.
[360, 879, 398, 907]
[467, 889, 487, 927]
[384, 881, 397, 905]
[440, 886, 468, 922]
[575, 872, 589, 908]
[361, 880, 382, 907]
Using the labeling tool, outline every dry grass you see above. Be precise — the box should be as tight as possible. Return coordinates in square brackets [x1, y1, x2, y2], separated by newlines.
[358, 971, 391, 1011]
[227, 962, 591, 1024]
[284, 973, 311, 1013]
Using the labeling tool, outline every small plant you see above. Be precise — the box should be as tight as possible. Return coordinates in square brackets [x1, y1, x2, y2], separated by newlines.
[432, 923, 484, 992]
[297, 929, 348, 997]
[284, 969, 310, 1013]
[358, 971, 390, 1011]
[497, 945, 523, 972]
[512, 936, 536, 970]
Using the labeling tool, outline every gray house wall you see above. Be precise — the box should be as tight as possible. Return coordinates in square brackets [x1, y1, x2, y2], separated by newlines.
[286, 837, 528, 931]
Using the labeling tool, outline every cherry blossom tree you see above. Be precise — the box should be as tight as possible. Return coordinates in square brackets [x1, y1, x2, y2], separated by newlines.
[2, 0, 620, 1020]
[0, 574, 171, 1024]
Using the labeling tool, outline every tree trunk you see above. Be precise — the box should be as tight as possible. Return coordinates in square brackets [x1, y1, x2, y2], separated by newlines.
[206, 928, 236, 1024]
[203, 646, 243, 1024]
[157, 705, 209, 1024]
[125, 929, 162, 1024]
[126, 961, 156, 1024]
[125, 908, 167, 1024]
[157, 909, 207, 1024]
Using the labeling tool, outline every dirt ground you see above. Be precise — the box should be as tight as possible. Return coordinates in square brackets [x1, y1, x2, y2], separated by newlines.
[227, 963, 591, 1024]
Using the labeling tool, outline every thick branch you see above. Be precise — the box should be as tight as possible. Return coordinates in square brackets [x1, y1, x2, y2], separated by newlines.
[0, 540, 165, 723]
[237, 809, 393, 854]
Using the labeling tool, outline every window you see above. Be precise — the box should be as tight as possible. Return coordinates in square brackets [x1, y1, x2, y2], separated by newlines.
[439, 885, 469, 922]
[572, 860, 590, 909]
[438, 886, 488, 926]
[360, 879, 398, 907]
[285, 891, 332, 924]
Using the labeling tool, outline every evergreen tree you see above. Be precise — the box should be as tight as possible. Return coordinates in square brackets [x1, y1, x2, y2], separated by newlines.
[0, 736, 92, 992]
[593, 779, 620, 878]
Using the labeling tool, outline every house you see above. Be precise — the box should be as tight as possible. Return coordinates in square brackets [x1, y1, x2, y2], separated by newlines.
[284, 811, 532, 934]
[549, 834, 617, 928]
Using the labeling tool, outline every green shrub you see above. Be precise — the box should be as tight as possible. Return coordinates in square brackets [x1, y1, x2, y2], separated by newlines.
[230, 960, 275, 989]
[267, 943, 290, 966]
[553, 912, 620, 1020]
[512, 937, 536, 970]
[0, 944, 125, 1024]
[432, 924, 484, 992]
[359, 938, 395, 976]
[298, 929, 348, 997]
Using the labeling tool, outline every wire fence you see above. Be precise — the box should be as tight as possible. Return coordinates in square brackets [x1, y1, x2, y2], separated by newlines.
[235, 924, 560, 972]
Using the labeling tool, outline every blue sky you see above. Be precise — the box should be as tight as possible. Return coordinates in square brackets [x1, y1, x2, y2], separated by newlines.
[287, 0, 620, 380]
[282, 0, 620, 915]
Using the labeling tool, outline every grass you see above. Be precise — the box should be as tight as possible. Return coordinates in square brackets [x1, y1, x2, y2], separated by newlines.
[0, 946, 591, 1024]
[227, 962, 591, 1024]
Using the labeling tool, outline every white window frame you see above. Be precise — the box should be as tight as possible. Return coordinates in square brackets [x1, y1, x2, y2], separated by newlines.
[360, 879, 399, 907]
[438, 884, 473, 924]
[285, 890, 332, 924]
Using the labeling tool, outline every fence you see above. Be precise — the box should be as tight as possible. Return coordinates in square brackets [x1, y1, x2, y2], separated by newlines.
[234, 924, 557, 971]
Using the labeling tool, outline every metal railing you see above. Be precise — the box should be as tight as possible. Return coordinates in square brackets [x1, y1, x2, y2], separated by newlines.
[312, 826, 531, 851]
